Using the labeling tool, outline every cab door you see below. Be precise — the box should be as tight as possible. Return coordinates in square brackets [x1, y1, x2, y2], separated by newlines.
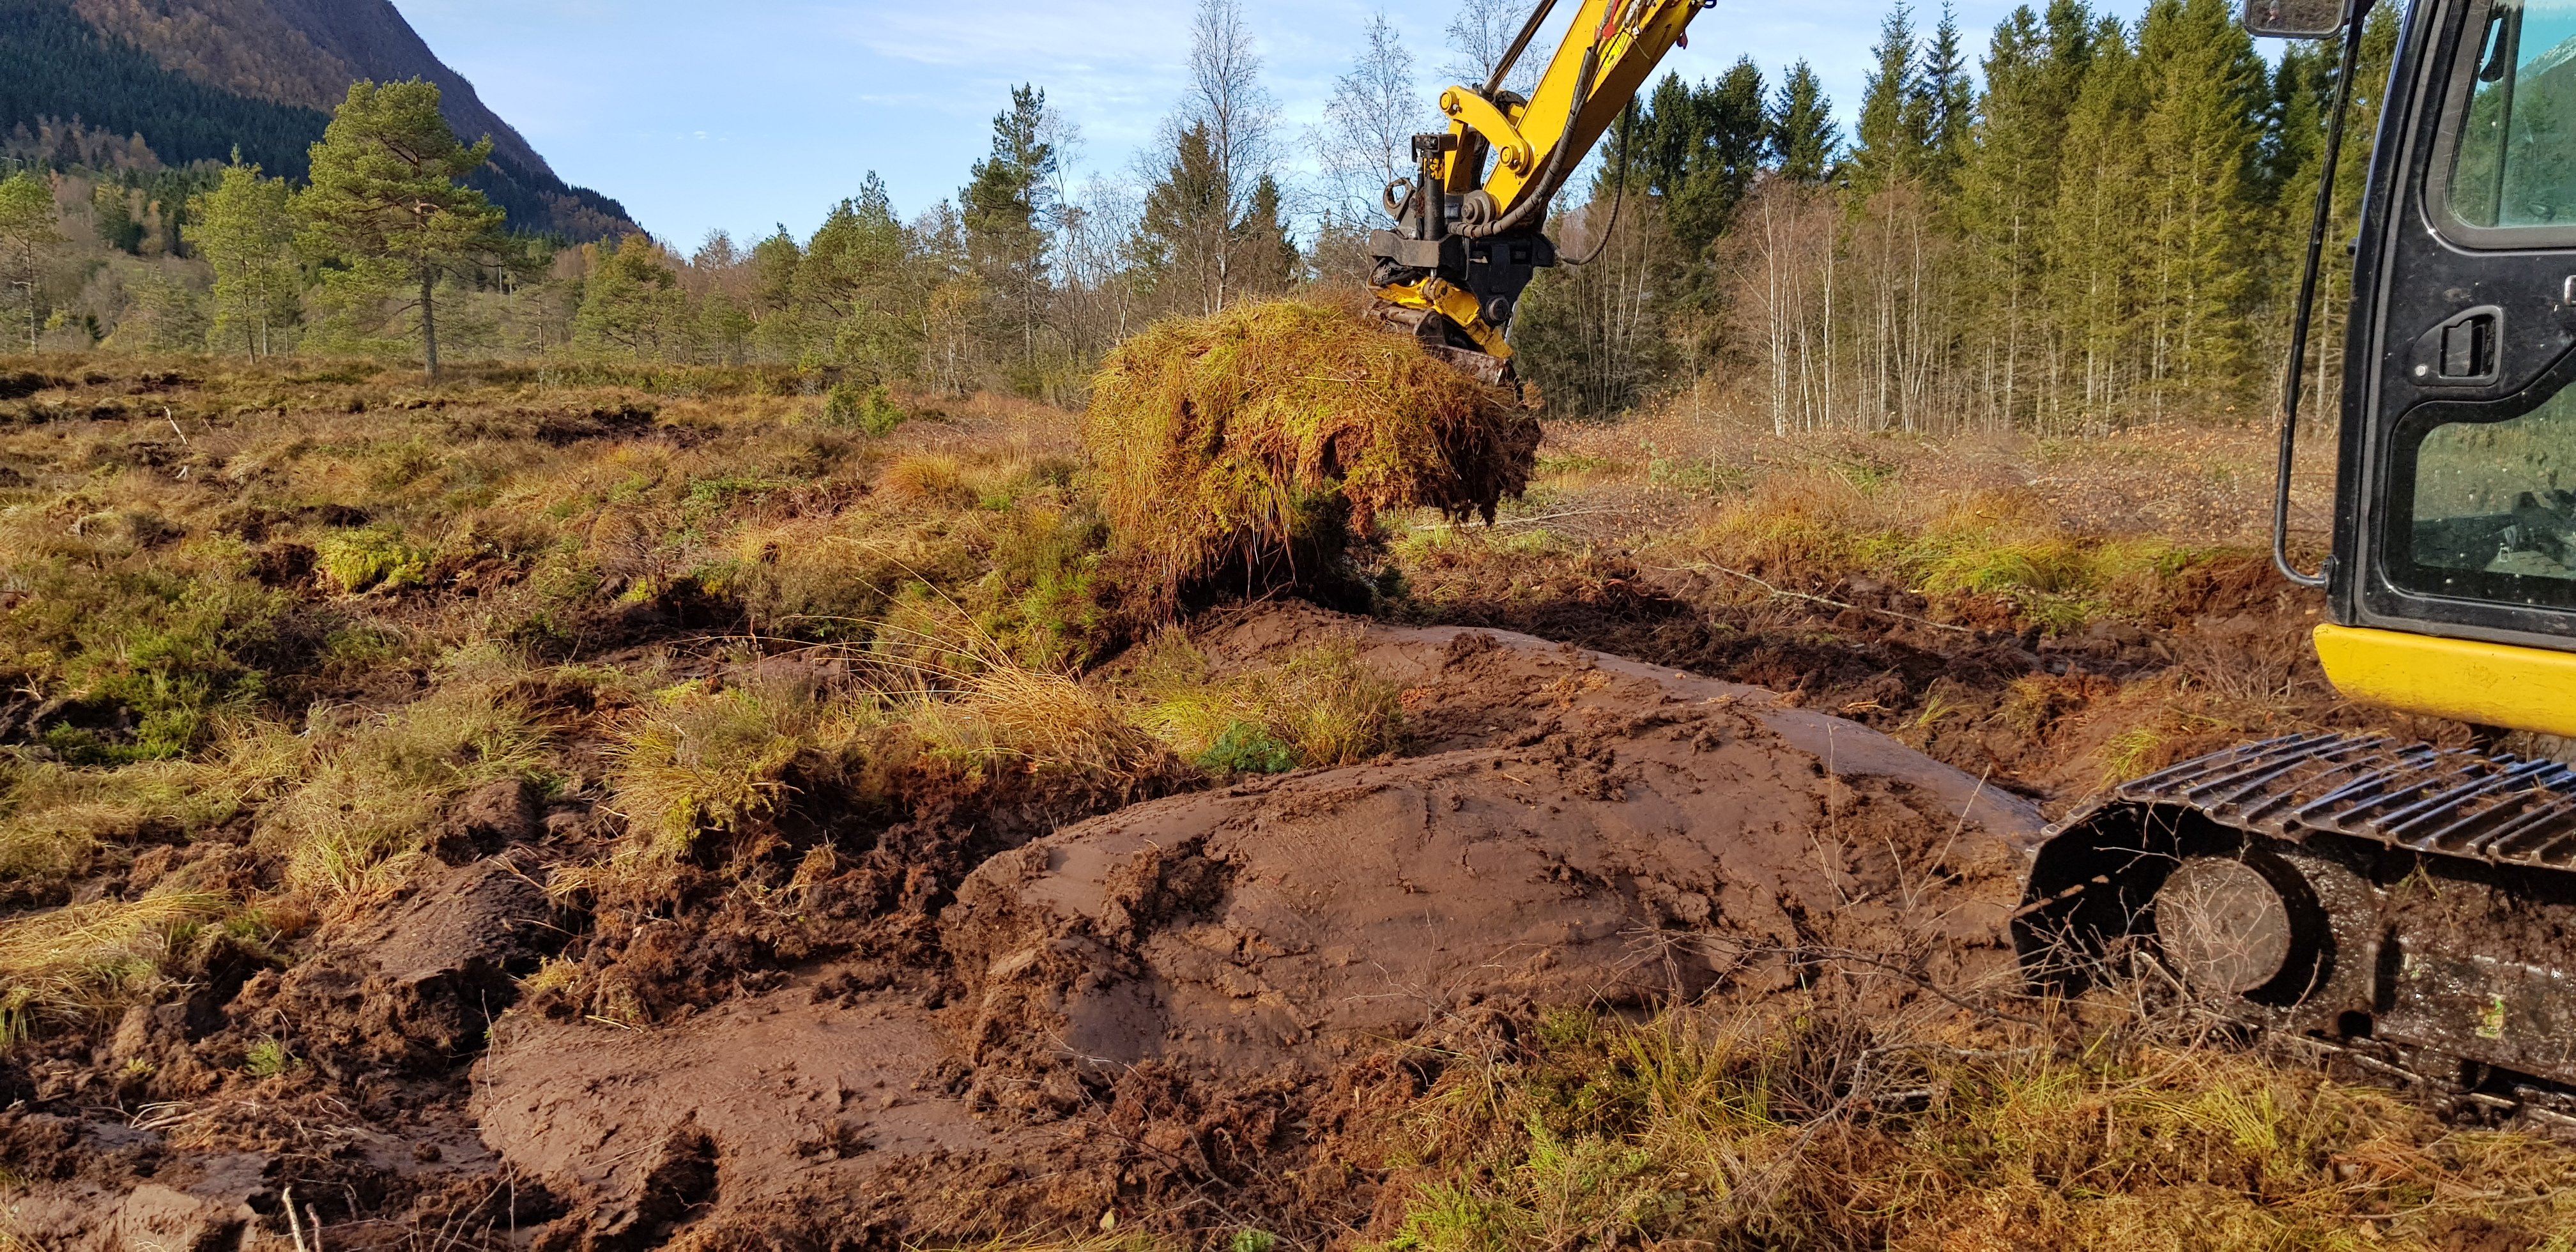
[2350, 0, 2576, 645]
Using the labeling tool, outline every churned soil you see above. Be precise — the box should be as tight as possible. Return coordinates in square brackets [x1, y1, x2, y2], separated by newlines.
[3, 606, 2041, 1249]
[459, 607, 2041, 1248]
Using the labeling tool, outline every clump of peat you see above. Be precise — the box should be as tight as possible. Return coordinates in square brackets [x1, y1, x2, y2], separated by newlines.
[1084, 301, 1539, 611]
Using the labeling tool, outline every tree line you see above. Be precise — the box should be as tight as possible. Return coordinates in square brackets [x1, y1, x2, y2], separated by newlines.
[1526, 0, 2394, 431]
[4, 0, 2390, 435]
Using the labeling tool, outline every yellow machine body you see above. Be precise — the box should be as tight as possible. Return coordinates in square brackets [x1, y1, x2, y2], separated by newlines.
[1368, 0, 1707, 372]
[2314, 624, 2576, 741]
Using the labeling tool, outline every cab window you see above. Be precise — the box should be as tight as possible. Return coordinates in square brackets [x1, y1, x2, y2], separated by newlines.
[2401, 382, 2576, 609]
[2443, 0, 2576, 235]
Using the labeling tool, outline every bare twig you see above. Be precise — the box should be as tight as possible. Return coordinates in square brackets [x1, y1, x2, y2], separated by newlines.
[1651, 561, 1978, 635]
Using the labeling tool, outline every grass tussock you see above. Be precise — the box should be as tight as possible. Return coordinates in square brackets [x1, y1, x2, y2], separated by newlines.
[1085, 302, 1539, 607]
[254, 689, 548, 896]
[605, 679, 868, 858]
[1128, 632, 1403, 775]
[0, 888, 236, 1044]
[1364, 1006, 2576, 1251]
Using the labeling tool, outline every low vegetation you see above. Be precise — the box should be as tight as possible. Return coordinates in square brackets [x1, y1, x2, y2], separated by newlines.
[0, 352, 2551, 1248]
[1360, 1004, 2576, 1250]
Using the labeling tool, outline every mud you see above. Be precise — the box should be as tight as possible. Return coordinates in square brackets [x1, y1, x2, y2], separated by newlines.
[463, 607, 2042, 1246]
[1, 600, 2046, 1248]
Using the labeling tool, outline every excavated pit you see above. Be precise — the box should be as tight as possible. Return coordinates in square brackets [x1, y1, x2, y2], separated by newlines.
[469, 607, 2044, 1246]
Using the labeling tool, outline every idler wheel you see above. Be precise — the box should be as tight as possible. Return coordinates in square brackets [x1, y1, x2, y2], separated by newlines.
[2157, 855, 2300, 996]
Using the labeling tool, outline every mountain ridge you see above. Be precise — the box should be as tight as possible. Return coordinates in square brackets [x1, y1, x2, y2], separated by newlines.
[0, 0, 632, 240]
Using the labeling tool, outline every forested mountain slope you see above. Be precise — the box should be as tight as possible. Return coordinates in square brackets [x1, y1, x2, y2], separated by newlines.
[0, 0, 631, 239]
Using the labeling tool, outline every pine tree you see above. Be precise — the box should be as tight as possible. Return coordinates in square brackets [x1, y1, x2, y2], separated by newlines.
[293, 80, 508, 378]
[962, 84, 1059, 383]
[2135, 0, 2268, 409]
[574, 234, 689, 358]
[0, 169, 58, 351]
[797, 174, 926, 378]
[1767, 61, 1841, 184]
[185, 156, 300, 357]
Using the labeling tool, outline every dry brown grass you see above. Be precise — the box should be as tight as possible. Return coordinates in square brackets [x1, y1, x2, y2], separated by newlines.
[1360, 998, 2576, 1251]
[0, 887, 234, 1044]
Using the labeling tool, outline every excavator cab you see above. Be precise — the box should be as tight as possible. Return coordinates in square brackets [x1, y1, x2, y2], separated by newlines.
[2319, 0, 2576, 735]
[2017, 0, 2576, 1104]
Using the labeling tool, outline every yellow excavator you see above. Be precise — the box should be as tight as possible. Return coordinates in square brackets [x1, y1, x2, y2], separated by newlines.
[1365, 0, 1708, 385]
[2015, 0, 2576, 1113]
[1391, 0, 2576, 1113]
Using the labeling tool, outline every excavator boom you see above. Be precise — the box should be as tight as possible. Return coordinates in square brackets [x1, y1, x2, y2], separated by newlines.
[1365, 0, 1709, 383]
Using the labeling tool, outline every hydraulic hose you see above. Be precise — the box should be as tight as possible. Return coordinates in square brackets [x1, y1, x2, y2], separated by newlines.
[1564, 99, 1636, 267]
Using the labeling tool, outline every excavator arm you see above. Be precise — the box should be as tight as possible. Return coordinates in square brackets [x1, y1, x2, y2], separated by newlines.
[1367, 0, 1710, 384]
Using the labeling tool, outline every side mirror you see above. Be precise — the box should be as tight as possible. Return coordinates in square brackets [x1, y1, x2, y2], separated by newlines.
[2243, 0, 2355, 38]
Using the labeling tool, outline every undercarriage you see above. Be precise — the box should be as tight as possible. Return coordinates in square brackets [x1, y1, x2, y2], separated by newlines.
[2020, 733, 2576, 1122]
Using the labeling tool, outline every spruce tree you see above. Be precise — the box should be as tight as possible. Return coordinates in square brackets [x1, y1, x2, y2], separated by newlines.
[1611, 61, 1768, 254]
[1920, 4, 1975, 188]
[2273, 6, 2400, 412]
[2047, 17, 2149, 427]
[186, 156, 300, 357]
[1234, 173, 1299, 296]
[1852, 3, 1929, 191]
[1767, 62, 1841, 183]
[2135, 0, 2268, 409]
[1142, 121, 1232, 314]
[1955, 3, 2094, 425]
[293, 79, 507, 378]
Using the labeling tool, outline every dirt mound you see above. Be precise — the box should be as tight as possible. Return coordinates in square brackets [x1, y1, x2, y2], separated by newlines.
[233, 851, 567, 1077]
[945, 611, 2038, 1083]
[471, 607, 2041, 1246]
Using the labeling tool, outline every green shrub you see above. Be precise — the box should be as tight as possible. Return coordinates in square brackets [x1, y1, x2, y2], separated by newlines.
[316, 526, 433, 593]
[823, 383, 906, 436]
[244, 1035, 293, 1077]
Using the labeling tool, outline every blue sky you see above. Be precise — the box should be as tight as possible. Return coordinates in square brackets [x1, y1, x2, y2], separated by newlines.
[388, 0, 2150, 247]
